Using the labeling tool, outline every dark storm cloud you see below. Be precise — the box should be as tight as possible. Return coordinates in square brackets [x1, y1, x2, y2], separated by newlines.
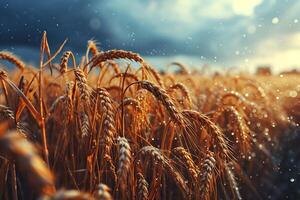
[0, 0, 111, 51]
[0, 0, 300, 66]
[0, 0, 228, 58]
[0, 0, 191, 56]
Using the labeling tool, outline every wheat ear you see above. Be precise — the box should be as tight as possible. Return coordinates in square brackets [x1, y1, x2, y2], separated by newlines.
[137, 172, 149, 200]
[139, 146, 191, 198]
[0, 51, 25, 70]
[97, 87, 117, 182]
[87, 40, 100, 56]
[60, 51, 72, 74]
[90, 50, 144, 68]
[225, 162, 242, 200]
[117, 137, 132, 187]
[168, 83, 192, 107]
[137, 80, 185, 125]
[182, 110, 230, 159]
[94, 183, 113, 200]
[39, 190, 95, 200]
[0, 131, 55, 196]
[0, 105, 15, 120]
[173, 147, 199, 183]
[198, 151, 216, 200]
[80, 112, 90, 138]
[74, 68, 90, 103]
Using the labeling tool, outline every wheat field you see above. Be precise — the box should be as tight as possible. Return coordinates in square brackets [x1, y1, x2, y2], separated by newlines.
[0, 32, 299, 200]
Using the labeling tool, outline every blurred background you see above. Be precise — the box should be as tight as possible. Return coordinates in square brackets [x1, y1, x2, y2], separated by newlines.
[0, 0, 299, 72]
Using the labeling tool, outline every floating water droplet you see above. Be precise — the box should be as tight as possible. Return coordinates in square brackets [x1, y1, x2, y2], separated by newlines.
[289, 90, 297, 98]
[272, 17, 279, 24]
[271, 123, 276, 128]
[256, 122, 261, 128]
[290, 178, 295, 183]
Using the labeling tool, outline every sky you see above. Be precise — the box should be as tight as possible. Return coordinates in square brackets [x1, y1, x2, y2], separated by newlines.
[0, 0, 300, 72]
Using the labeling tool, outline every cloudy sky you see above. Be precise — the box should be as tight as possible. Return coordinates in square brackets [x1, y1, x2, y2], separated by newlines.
[0, 0, 300, 71]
